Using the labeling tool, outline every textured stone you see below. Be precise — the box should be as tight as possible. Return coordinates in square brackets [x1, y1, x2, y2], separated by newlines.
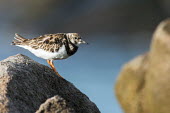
[0, 54, 100, 113]
[115, 19, 170, 113]
[36, 95, 75, 113]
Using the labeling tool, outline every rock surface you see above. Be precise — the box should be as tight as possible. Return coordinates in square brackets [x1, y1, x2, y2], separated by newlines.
[0, 54, 100, 113]
[36, 95, 75, 113]
[115, 19, 170, 113]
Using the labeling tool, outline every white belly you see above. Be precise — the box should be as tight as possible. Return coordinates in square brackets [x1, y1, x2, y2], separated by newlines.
[17, 45, 69, 60]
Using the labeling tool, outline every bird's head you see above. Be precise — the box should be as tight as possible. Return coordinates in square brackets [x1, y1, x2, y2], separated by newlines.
[66, 33, 88, 46]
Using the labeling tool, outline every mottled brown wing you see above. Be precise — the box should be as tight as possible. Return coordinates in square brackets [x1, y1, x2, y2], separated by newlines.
[24, 34, 66, 52]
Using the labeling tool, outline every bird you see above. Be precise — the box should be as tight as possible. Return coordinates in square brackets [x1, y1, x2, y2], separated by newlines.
[12, 33, 88, 78]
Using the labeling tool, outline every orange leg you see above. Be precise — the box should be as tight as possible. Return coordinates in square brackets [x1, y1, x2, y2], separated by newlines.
[46, 60, 63, 78]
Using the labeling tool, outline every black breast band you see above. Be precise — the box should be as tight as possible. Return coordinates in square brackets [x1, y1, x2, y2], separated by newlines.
[64, 34, 78, 56]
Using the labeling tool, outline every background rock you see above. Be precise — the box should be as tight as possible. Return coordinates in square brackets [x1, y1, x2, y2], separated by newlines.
[115, 19, 170, 113]
[0, 54, 100, 113]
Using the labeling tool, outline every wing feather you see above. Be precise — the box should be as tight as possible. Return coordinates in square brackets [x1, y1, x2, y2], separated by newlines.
[24, 34, 66, 52]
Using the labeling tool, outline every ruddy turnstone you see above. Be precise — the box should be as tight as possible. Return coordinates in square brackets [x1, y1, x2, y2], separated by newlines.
[12, 33, 87, 78]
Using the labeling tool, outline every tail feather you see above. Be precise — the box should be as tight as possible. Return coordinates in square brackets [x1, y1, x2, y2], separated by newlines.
[12, 33, 26, 45]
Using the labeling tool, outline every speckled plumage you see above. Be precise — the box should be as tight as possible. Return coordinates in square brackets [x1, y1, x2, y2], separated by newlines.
[12, 33, 87, 57]
[14, 33, 72, 51]
[12, 33, 87, 78]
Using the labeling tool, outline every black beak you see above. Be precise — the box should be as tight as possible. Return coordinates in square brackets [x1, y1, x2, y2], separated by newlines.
[81, 40, 88, 44]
